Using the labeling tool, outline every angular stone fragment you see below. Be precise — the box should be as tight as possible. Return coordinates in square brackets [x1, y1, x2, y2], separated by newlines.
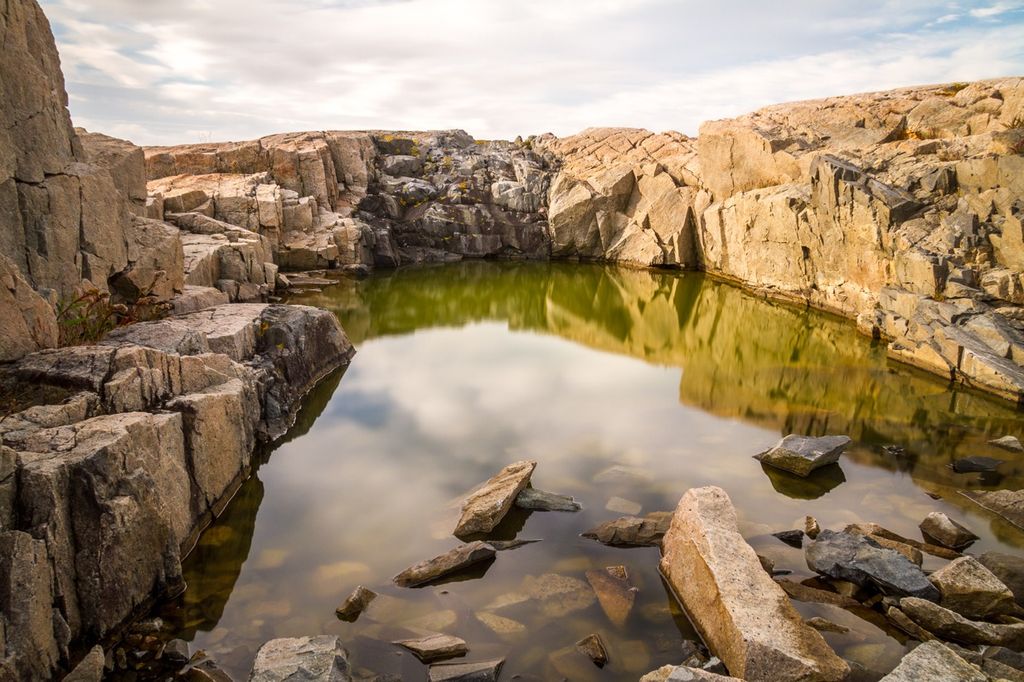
[660, 486, 848, 682]
[640, 666, 740, 681]
[394, 634, 468, 662]
[394, 542, 496, 587]
[844, 525, 922, 565]
[960, 489, 1024, 532]
[805, 530, 940, 600]
[62, 645, 105, 682]
[979, 552, 1024, 607]
[581, 511, 673, 547]
[474, 611, 525, 637]
[879, 641, 986, 682]
[485, 538, 539, 551]
[576, 633, 609, 667]
[454, 460, 536, 538]
[514, 488, 581, 511]
[754, 435, 851, 477]
[427, 658, 504, 682]
[928, 556, 1017, 619]
[805, 516, 821, 539]
[773, 530, 804, 548]
[991, 435, 1024, 453]
[586, 566, 638, 627]
[805, 617, 848, 634]
[249, 635, 351, 682]
[335, 585, 376, 622]
[900, 597, 1024, 647]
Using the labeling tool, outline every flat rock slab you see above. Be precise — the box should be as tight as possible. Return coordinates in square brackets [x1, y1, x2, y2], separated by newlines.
[960, 489, 1024, 531]
[660, 486, 848, 682]
[918, 512, 977, 551]
[754, 434, 851, 477]
[582, 511, 673, 547]
[394, 634, 468, 662]
[844, 521, 960, 560]
[428, 658, 504, 682]
[899, 597, 1024, 648]
[879, 641, 986, 681]
[394, 541, 496, 587]
[991, 436, 1024, 453]
[454, 460, 536, 538]
[249, 636, 350, 682]
[514, 488, 581, 511]
[805, 530, 940, 600]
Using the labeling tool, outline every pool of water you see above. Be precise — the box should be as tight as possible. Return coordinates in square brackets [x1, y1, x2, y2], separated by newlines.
[155, 262, 1024, 680]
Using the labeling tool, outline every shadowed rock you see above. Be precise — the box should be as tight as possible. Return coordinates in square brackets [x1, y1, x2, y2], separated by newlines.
[335, 586, 376, 622]
[576, 634, 609, 667]
[919, 512, 978, 551]
[806, 530, 940, 601]
[951, 456, 1005, 473]
[394, 542, 496, 587]
[979, 552, 1024, 607]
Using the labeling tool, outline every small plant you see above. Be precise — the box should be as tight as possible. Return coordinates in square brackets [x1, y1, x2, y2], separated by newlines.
[56, 285, 170, 346]
[1009, 115, 1024, 130]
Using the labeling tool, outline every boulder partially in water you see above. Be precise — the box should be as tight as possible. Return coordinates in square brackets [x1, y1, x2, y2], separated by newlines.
[454, 460, 536, 538]
[753, 434, 851, 477]
[582, 511, 673, 547]
[928, 556, 1017, 619]
[659, 486, 849, 682]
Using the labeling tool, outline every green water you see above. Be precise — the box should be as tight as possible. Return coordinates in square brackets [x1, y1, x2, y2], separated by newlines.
[156, 262, 1024, 680]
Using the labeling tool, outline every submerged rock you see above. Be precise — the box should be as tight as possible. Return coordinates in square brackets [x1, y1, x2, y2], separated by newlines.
[754, 434, 851, 477]
[606, 496, 643, 515]
[474, 611, 526, 637]
[485, 538, 540, 551]
[805, 530, 940, 601]
[514, 488, 581, 512]
[929, 556, 1017, 619]
[427, 658, 504, 682]
[950, 456, 1005, 473]
[772, 530, 805, 548]
[393, 542, 496, 587]
[586, 566, 638, 627]
[250, 636, 350, 682]
[899, 597, 1024, 647]
[576, 634, 609, 667]
[660, 486, 848, 682]
[393, 634, 468, 663]
[991, 435, 1024, 453]
[454, 460, 536, 538]
[960, 489, 1024, 532]
[335, 586, 377, 622]
[581, 511, 673, 547]
[879, 641, 985, 681]
[522, 573, 596, 617]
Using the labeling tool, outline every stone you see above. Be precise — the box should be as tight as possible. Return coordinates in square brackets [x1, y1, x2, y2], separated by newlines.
[606, 496, 643, 515]
[805, 516, 821, 539]
[899, 597, 1024, 647]
[845, 522, 961, 560]
[805, 617, 849, 634]
[249, 636, 350, 682]
[521, 573, 596, 617]
[427, 658, 504, 682]
[514, 488, 581, 511]
[393, 542, 496, 587]
[843, 525, 923, 565]
[393, 634, 467, 662]
[335, 586, 377, 622]
[474, 611, 525, 637]
[576, 634, 609, 667]
[991, 435, 1024, 452]
[660, 486, 848, 682]
[639, 666, 740, 682]
[878, 641, 985, 681]
[805, 530, 940, 600]
[453, 460, 536, 538]
[581, 511, 673, 547]
[163, 638, 191, 664]
[586, 566, 638, 627]
[960, 489, 1024, 532]
[979, 552, 1024, 607]
[485, 539, 539, 551]
[950, 455, 1005, 473]
[773, 530, 805, 548]
[62, 645, 105, 682]
[0, 253, 58, 362]
[928, 556, 1017, 619]
[754, 434, 851, 477]
[921, 509, 974, 552]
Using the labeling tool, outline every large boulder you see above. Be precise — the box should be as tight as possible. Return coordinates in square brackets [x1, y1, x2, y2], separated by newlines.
[659, 486, 848, 681]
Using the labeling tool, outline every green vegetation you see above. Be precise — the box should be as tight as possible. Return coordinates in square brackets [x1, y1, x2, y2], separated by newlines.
[56, 286, 170, 346]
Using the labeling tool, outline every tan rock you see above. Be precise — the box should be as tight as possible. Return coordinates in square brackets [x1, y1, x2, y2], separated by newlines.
[928, 556, 1017, 619]
[453, 460, 536, 538]
[585, 566, 638, 627]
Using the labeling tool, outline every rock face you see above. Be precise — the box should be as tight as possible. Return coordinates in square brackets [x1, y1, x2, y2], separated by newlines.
[659, 486, 848, 682]
[249, 636, 351, 682]
[754, 434, 851, 477]
[453, 460, 536, 538]
[805, 530, 940, 600]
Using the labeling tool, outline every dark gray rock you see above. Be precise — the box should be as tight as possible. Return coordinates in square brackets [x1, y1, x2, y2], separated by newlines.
[514, 488, 581, 511]
[951, 456, 1005, 473]
[754, 434, 851, 477]
[393, 542, 496, 587]
[772, 529, 805, 548]
[805, 530, 940, 600]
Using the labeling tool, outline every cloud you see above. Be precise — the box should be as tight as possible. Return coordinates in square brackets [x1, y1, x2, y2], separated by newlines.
[39, 0, 1024, 145]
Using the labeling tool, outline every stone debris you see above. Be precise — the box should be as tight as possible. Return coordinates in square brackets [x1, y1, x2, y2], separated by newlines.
[335, 586, 377, 622]
[249, 636, 351, 682]
[978, 552, 1024, 607]
[514, 488, 581, 511]
[899, 597, 1024, 648]
[393, 634, 468, 663]
[454, 461, 536, 538]
[586, 565, 639, 627]
[485, 539, 540, 551]
[581, 511, 673, 547]
[754, 435, 851, 477]
[393, 542, 496, 587]
[805, 530, 940, 601]
[805, 516, 821, 539]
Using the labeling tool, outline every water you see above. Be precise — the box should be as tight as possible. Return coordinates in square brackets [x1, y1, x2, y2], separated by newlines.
[155, 262, 1024, 680]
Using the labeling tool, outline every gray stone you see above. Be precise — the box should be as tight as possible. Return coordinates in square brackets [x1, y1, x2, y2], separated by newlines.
[805, 530, 940, 600]
[991, 435, 1024, 452]
[879, 641, 985, 681]
[454, 460, 536, 538]
[899, 597, 1024, 647]
[427, 658, 504, 682]
[951, 455, 1005, 473]
[514, 488, 581, 511]
[63, 645, 105, 682]
[393, 542, 496, 587]
[754, 434, 851, 477]
[929, 556, 1017, 618]
[163, 638, 191, 664]
[249, 636, 351, 682]
[393, 634, 467, 663]
[581, 511, 673, 547]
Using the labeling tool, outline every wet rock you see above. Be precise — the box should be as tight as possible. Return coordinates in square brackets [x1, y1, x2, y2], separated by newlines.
[586, 566, 638, 627]
[514, 488, 581, 512]
[394, 542, 496, 587]
[183, 652, 235, 682]
[772, 530, 805, 548]
[576, 634, 609, 667]
[581, 511, 673, 547]
[454, 460, 536, 538]
[521, 573, 596, 617]
[474, 611, 525, 637]
[63, 645, 106, 682]
[899, 597, 1024, 647]
[427, 657, 504, 682]
[805, 530, 940, 600]
[336, 586, 377, 622]
[979, 552, 1024, 607]
[754, 434, 851, 477]
[878, 640, 985, 681]
[485, 538, 540, 551]
[960, 489, 1024, 532]
[843, 525, 923, 565]
[250, 636, 350, 682]
[776, 579, 861, 609]
[660, 486, 848, 682]
[991, 435, 1024, 453]
[805, 516, 821, 539]
[929, 556, 1017, 619]
[393, 634, 467, 663]
[885, 605, 936, 642]
[950, 455, 1005, 473]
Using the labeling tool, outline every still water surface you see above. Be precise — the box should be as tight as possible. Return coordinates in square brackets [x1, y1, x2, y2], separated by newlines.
[158, 262, 1024, 680]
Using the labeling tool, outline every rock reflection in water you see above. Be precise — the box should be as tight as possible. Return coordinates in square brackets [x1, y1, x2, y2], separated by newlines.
[156, 262, 1024, 680]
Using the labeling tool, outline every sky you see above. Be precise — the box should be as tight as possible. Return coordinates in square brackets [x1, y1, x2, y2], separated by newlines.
[40, 0, 1024, 147]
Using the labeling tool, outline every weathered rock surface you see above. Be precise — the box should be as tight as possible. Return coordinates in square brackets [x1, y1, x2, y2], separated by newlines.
[394, 634, 468, 663]
[249, 636, 351, 682]
[845, 521, 960, 560]
[639, 666, 740, 682]
[660, 486, 848, 682]
[427, 657, 504, 682]
[453, 460, 536, 538]
[879, 640, 986, 682]
[576, 633, 609, 667]
[514, 487, 581, 511]
[960, 489, 1024, 532]
[393, 542, 496, 587]
[929, 556, 1017, 619]
[754, 434, 851, 477]
[919, 512, 978, 551]
[62, 645, 105, 682]
[582, 511, 673, 547]
[521, 572, 596, 617]
[899, 597, 1024, 647]
[805, 530, 940, 600]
